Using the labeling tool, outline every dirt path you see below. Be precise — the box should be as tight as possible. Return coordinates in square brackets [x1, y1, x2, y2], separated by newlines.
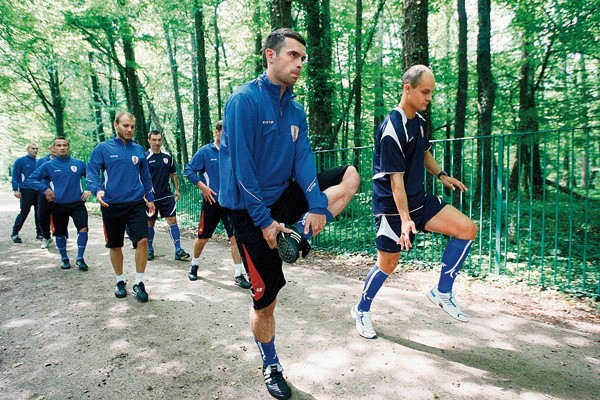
[0, 186, 598, 400]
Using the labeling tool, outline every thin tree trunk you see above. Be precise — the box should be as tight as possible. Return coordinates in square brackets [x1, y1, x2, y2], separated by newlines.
[88, 52, 106, 142]
[254, 2, 263, 76]
[353, 0, 363, 168]
[213, 2, 223, 119]
[47, 64, 65, 137]
[190, 32, 200, 154]
[164, 22, 189, 165]
[373, 16, 385, 135]
[270, 0, 293, 29]
[454, 0, 467, 179]
[194, 1, 212, 145]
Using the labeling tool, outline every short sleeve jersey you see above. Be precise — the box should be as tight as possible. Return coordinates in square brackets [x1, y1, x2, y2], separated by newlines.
[372, 107, 431, 215]
[146, 150, 176, 200]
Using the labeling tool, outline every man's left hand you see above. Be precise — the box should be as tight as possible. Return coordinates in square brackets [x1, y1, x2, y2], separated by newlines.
[174, 190, 180, 201]
[304, 212, 326, 237]
[440, 175, 468, 192]
[146, 201, 156, 217]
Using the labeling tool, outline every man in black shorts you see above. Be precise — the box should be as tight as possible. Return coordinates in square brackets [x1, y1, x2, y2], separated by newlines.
[220, 29, 361, 399]
[28, 137, 91, 270]
[87, 112, 156, 302]
[183, 121, 250, 288]
[11, 142, 42, 243]
[146, 131, 190, 262]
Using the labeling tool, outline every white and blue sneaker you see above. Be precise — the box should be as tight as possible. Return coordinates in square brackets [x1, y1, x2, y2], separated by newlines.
[351, 305, 377, 339]
[426, 287, 469, 322]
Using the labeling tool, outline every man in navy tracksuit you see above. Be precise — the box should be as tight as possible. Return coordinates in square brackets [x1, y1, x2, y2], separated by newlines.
[11, 142, 42, 243]
[28, 137, 91, 271]
[87, 112, 156, 303]
[183, 120, 250, 289]
[35, 144, 56, 249]
[145, 130, 190, 262]
[219, 28, 360, 399]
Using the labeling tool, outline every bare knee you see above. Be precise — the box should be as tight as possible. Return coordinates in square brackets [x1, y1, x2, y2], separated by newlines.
[344, 165, 361, 193]
[461, 221, 478, 241]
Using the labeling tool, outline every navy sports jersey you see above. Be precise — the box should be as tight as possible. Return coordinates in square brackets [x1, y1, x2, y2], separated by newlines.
[219, 72, 329, 229]
[146, 150, 176, 201]
[372, 107, 431, 215]
[86, 137, 155, 204]
[28, 156, 87, 204]
[184, 143, 220, 196]
[12, 154, 37, 191]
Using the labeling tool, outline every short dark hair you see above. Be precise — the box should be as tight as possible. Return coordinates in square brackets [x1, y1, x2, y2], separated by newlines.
[261, 28, 306, 69]
[148, 130, 162, 140]
[53, 136, 69, 146]
[215, 120, 223, 131]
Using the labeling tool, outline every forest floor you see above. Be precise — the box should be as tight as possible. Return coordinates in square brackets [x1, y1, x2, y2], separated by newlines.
[0, 185, 599, 400]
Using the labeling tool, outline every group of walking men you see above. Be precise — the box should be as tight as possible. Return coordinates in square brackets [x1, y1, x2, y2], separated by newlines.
[10, 28, 478, 400]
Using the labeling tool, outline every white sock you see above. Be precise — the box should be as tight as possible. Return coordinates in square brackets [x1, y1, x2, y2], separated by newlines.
[191, 257, 200, 266]
[234, 263, 243, 276]
[116, 275, 126, 283]
[135, 272, 144, 285]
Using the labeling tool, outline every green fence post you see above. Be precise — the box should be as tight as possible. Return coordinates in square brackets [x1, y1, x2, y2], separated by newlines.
[494, 136, 504, 275]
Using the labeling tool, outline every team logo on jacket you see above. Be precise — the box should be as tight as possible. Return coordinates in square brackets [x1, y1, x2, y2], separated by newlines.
[163, 157, 169, 164]
[291, 125, 299, 142]
[70, 165, 77, 173]
[132, 156, 139, 165]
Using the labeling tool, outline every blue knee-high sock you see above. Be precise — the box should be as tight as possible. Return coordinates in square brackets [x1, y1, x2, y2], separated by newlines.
[296, 210, 334, 239]
[76, 231, 88, 260]
[255, 336, 279, 367]
[169, 224, 181, 251]
[56, 236, 68, 261]
[357, 265, 389, 312]
[437, 238, 474, 293]
[148, 226, 155, 251]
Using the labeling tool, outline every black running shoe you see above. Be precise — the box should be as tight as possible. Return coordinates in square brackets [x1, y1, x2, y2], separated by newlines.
[277, 225, 311, 264]
[147, 249, 155, 261]
[11, 234, 22, 243]
[262, 364, 292, 400]
[188, 265, 198, 281]
[36, 235, 44, 241]
[76, 259, 88, 271]
[115, 281, 127, 298]
[175, 248, 190, 261]
[61, 260, 71, 270]
[133, 282, 149, 302]
[234, 274, 251, 289]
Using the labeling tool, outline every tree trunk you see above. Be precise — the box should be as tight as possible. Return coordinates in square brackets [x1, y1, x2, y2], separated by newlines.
[304, 0, 335, 152]
[213, 2, 223, 120]
[373, 16, 385, 135]
[190, 32, 200, 154]
[164, 23, 189, 166]
[254, 2, 263, 76]
[453, 0, 467, 179]
[270, 0, 293, 29]
[353, 0, 363, 168]
[194, 1, 212, 145]
[88, 52, 106, 142]
[47, 64, 65, 137]
[476, 0, 496, 208]
[402, 0, 430, 135]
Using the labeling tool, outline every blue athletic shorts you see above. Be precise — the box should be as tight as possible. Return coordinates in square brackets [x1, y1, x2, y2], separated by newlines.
[148, 196, 177, 221]
[375, 193, 447, 253]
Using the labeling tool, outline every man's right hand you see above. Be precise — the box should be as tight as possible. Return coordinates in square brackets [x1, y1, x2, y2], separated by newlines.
[262, 221, 292, 249]
[398, 219, 417, 251]
[13, 191, 21, 199]
[96, 190, 109, 207]
[44, 188, 56, 202]
[197, 182, 216, 204]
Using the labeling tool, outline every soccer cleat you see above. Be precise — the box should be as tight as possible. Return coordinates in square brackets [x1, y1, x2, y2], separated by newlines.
[147, 249, 155, 261]
[11, 234, 22, 243]
[426, 287, 469, 322]
[175, 248, 190, 261]
[114, 281, 127, 298]
[351, 305, 377, 339]
[277, 225, 311, 264]
[262, 363, 292, 400]
[76, 259, 88, 271]
[133, 282, 149, 303]
[60, 260, 71, 270]
[188, 264, 198, 281]
[234, 274, 251, 289]
[40, 238, 52, 249]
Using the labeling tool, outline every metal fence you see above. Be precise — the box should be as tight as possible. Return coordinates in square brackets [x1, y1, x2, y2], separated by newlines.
[173, 127, 599, 298]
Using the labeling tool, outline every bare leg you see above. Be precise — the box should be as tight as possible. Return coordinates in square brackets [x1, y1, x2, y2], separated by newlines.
[377, 250, 401, 275]
[251, 300, 276, 343]
[323, 166, 361, 217]
[109, 247, 124, 275]
[193, 238, 209, 258]
[230, 236, 242, 264]
[135, 238, 149, 273]
[424, 205, 477, 240]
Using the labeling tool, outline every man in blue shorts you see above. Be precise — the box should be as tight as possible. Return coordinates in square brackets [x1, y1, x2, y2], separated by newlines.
[350, 65, 478, 339]
[146, 130, 190, 262]
[87, 112, 156, 303]
[28, 137, 91, 270]
[36, 143, 57, 249]
[11, 142, 43, 243]
[220, 28, 360, 399]
[183, 120, 250, 289]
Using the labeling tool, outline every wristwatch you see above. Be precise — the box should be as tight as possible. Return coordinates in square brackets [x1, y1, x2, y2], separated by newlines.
[437, 170, 448, 179]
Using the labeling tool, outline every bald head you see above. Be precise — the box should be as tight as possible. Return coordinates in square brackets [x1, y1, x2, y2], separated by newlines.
[402, 65, 434, 88]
